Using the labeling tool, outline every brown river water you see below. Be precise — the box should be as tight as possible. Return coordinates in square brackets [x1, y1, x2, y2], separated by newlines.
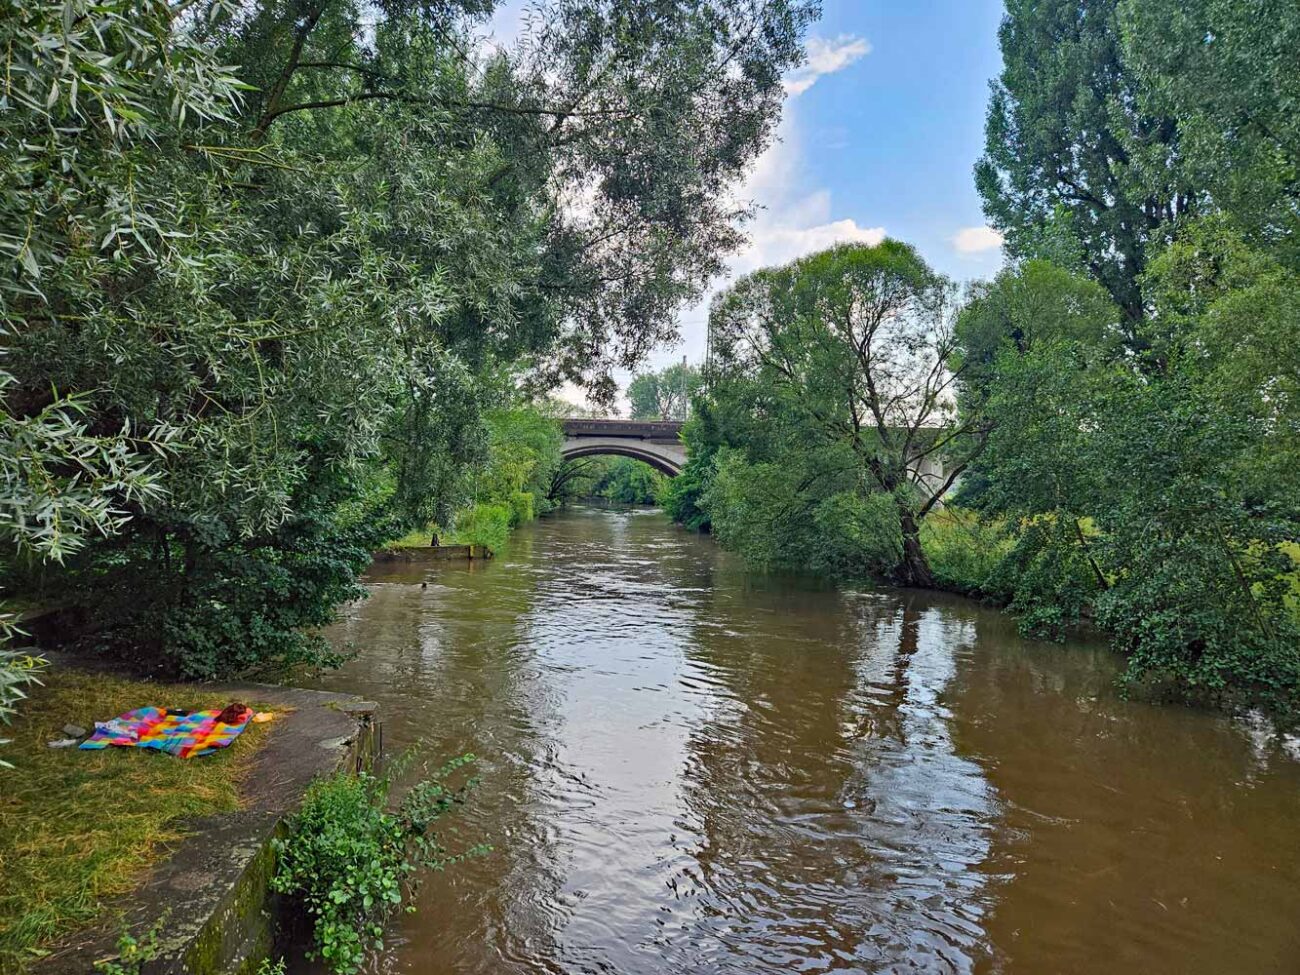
[304, 505, 1300, 974]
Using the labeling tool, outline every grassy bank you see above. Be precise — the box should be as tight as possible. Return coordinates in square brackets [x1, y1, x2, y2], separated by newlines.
[0, 670, 271, 973]
[383, 491, 542, 557]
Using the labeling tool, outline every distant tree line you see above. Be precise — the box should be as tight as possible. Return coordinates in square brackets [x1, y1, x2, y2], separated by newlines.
[627, 362, 702, 421]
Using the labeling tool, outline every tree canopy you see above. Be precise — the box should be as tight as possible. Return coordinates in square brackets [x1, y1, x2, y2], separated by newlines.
[1, 0, 817, 678]
[627, 362, 702, 420]
[696, 240, 983, 586]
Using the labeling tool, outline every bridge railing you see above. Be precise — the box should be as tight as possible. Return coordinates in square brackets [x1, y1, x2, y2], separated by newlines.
[560, 419, 684, 440]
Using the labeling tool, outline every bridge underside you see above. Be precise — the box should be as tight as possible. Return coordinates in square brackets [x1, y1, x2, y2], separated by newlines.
[560, 439, 685, 477]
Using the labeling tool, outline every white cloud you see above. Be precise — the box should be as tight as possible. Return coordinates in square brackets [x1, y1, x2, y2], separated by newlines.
[785, 34, 872, 96]
[554, 33, 878, 412]
[737, 194, 884, 273]
[613, 108, 886, 403]
[951, 225, 1004, 255]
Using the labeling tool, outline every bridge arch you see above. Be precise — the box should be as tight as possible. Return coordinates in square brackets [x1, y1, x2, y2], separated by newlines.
[560, 419, 686, 478]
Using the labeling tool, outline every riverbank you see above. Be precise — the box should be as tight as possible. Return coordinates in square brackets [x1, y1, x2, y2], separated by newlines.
[0, 663, 376, 975]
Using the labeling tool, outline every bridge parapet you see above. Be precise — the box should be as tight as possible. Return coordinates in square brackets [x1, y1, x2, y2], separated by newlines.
[560, 419, 684, 444]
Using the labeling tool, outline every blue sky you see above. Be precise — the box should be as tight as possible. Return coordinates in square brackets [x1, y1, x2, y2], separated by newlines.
[487, 1, 1010, 403]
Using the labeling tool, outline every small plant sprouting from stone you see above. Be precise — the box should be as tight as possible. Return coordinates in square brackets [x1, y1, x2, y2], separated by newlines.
[271, 753, 488, 975]
[92, 915, 164, 975]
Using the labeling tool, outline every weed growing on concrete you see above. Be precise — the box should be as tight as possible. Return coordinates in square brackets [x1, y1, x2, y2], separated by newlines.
[92, 917, 163, 975]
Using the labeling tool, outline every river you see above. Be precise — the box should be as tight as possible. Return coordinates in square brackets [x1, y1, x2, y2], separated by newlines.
[306, 505, 1300, 974]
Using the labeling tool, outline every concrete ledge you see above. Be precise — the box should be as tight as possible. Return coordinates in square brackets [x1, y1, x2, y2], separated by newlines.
[35, 684, 380, 975]
[372, 544, 492, 562]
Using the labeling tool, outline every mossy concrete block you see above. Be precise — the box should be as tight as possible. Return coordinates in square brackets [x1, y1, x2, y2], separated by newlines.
[35, 685, 379, 975]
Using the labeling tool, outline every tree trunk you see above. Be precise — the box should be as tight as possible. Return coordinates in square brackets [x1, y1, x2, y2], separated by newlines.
[895, 507, 937, 589]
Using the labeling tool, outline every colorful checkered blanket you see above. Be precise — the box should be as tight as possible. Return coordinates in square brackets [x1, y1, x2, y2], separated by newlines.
[79, 705, 253, 759]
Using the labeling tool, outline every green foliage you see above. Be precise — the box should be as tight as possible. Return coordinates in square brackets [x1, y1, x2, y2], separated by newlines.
[627, 363, 702, 420]
[590, 458, 665, 505]
[272, 756, 482, 975]
[92, 917, 163, 975]
[2, 0, 814, 679]
[1118, 0, 1300, 256]
[699, 240, 983, 586]
[698, 449, 901, 578]
[919, 510, 1013, 598]
[972, 1, 1300, 719]
[659, 415, 718, 532]
[385, 406, 560, 554]
[547, 453, 665, 508]
[508, 491, 536, 527]
[659, 459, 713, 532]
[0, 615, 44, 768]
[955, 226, 1300, 722]
[451, 503, 512, 554]
[0, 380, 171, 565]
[975, 0, 1189, 326]
[480, 410, 564, 508]
[68, 464, 392, 679]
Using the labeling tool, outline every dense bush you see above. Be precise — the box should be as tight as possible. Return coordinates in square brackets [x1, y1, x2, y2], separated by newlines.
[659, 441, 716, 533]
[71, 494, 389, 679]
[917, 510, 1013, 598]
[452, 504, 513, 555]
[272, 757, 483, 975]
[592, 458, 665, 505]
[508, 492, 536, 528]
[699, 449, 902, 578]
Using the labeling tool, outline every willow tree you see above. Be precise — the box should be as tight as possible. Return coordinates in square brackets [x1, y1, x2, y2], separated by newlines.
[708, 241, 986, 588]
[2, 0, 817, 677]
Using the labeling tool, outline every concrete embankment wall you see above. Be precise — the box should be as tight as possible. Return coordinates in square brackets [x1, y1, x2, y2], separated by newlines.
[373, 544, 492, 562]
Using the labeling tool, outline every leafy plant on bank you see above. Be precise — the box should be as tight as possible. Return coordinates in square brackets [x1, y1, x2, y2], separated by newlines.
[271, 755, 486, 975]
[92, 916, 164, 975]
[451, 503, 514, 554]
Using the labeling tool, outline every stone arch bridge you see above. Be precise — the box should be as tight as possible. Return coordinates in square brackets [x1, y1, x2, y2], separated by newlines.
[561, 419, 686, 477]
[559, 418, 956, 495]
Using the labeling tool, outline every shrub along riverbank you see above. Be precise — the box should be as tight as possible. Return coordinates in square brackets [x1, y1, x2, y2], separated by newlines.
[382, 407, 567, 555]
[383, 415, 668, 556]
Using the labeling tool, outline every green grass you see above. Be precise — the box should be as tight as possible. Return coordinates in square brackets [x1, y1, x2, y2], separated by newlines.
[383, 525, 442, 550]
[0, 669, 272, 973]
